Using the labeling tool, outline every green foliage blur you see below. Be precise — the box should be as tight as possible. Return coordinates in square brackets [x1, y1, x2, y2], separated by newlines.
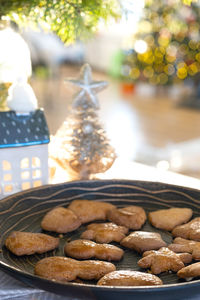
[0, 0, 122, 43]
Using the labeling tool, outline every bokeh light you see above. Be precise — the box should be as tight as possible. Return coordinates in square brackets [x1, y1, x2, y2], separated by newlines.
[134, 40, 148, 54]
[122, 0, 200, 85]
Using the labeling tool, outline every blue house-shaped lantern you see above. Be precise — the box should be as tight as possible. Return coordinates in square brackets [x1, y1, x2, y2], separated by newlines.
[0, 109, 50, 197]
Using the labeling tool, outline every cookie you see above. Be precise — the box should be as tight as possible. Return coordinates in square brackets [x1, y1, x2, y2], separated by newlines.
[172, 217, 200, 241]
[41, 206, 81, 233]
[120, 231, 166, 253]
[81, 222, 128, 243]
[68, 200, 115, 224]
[107, 206, 146, 230]
[64, 239, 124, 261]
[177, 262, 200, 279]
[138, 247, 192, 274]
[168, 237, 200, 260]
[34, 256, 116, 282]
[97, 270, 163, 286]
[148, 207, 192, 231]
[5, 231, 59, 256]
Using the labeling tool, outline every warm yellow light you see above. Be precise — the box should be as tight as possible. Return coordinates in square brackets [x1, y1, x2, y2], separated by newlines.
[154, 63, 164, 73]
[164, 64, 175, 75]
[134, 40, 148, 54]
[155, 49, 163, 58]
[143, 66, 154, 78]
[188, 63, 198, 76]
[166, 55, 176, 62]
[129, 68, 140, 79]
[158, 36, 170, 47]
[195, 52, 200, 62]
[166, 45, 177, 57]
[189, 40, 197, 50]
[177, 67, 187, 79]
[179, 44, 188, 54]
[177, 62, 186, 69]
[144, 35, 154, 46]
[138, 21, 152, 34]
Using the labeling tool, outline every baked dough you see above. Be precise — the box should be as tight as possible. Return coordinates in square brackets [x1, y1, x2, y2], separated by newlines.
[168, 237, 200, 260]
[138, 247, 192, 274]
[172, 217, 200, 241]
[81, 222, 128, 243]
[35, 256, 116, 282]
[107, 206, 146, 230]
[177, 262, 200, 279]
[148, 208, 192, 231]
[97, 270, 163, 286]
[41, 206, 81, 233]
[121, 231, 166, 253]
[68, 200, 115, 224]
[64, 239, 124, 261]
[5, 231, 59, 256]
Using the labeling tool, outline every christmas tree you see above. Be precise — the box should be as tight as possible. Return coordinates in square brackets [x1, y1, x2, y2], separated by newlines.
[50, 64, 116, 180]
[125, 0, 200, 88]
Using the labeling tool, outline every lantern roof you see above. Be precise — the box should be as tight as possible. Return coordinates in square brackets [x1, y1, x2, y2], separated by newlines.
[0, 109, 49, 148]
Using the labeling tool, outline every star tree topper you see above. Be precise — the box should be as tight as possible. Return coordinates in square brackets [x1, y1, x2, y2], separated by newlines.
[65, 63, 108, 109]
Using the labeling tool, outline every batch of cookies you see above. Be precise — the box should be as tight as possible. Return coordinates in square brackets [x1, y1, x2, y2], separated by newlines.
[4, 199, 200, 286]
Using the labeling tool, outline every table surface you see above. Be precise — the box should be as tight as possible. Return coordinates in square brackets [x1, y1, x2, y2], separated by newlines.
[1, 158, 200, 300]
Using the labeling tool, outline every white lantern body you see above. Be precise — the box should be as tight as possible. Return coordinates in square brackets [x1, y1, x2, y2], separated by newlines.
[0, 144, 48, 198]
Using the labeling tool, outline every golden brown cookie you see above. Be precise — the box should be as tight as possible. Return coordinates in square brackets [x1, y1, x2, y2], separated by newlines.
[172, 217, 200, 241]
[97, 270, 163, 286]
[64, 239, 124, 261]
[120, 231, 166, 253]
[5, 231, 59, 256]
[138, 247, 192, 274]
[68, 200, 115, 224]
[41, 206, 81, 233]
[148, 208, 192, 231]
[107, 206, 146, 230]
[78, 260, 116, 280]
[81, 222, 128, 243]
[34, 256, 116, 282]
[168, 237, 200, 260]
[177, 262, 200, 279]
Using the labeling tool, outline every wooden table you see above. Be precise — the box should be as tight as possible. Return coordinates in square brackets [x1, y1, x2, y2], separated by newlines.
[98, 158, 200, 190]
[51, 157, 200, 190]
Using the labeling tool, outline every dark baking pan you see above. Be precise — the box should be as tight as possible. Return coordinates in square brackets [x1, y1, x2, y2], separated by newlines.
[0, 179, 200, 300]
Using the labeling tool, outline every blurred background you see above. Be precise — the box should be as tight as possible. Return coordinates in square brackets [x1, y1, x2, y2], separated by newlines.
[1, 0, 200, 180]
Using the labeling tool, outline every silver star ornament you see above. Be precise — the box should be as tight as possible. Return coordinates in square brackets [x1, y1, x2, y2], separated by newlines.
[65, 63, 108, 109]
